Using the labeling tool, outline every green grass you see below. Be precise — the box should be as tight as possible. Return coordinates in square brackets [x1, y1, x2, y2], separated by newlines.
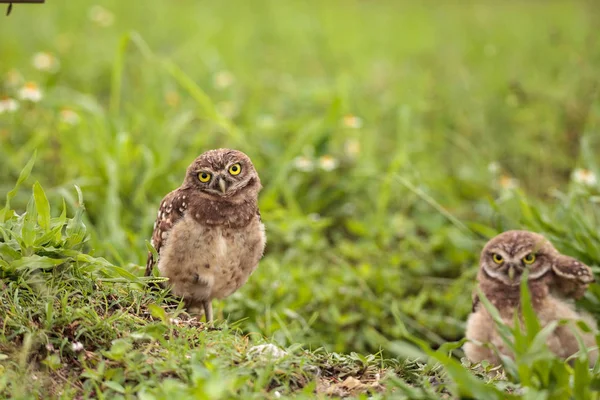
[1, 0, 600, 398]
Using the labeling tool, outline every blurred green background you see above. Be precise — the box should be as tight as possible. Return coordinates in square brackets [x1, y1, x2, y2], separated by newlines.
[1, 0, 599, 354]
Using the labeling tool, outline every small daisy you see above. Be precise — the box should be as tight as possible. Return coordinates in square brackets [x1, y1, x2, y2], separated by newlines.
[344, 139, 361, 158]
[499, 175, 519, 190]
[318, 155, 339, 171]
[213, 70, 235, 89]
[308, 213, 321, 221]
[342, 114, 363, 129]
[32, 52, 60, 73]
[18, 82, 43, 102]
[4, 69, 23, 87]
[71, 341, 84, 352]
[89, 5, 114, 27]
[59, 108, 80, 125]
[487, 162, 500, 174]
[293, 156, 314, 172]
[0, 97, 19, 113]
[572, 168, 597, 187]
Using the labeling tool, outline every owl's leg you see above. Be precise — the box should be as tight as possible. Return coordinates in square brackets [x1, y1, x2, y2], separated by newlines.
[202, 300, 213, 323]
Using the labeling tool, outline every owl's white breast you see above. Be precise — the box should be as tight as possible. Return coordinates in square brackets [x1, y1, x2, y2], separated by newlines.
[157, 213, 266, 301]
[215, 228, 228, 258]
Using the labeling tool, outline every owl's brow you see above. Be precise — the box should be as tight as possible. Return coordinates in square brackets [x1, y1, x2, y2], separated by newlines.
[510, 239, 546, 255]
[194, 165, 217, 173]
[486, 248, 509, 258]
[226, 160, 243, 167]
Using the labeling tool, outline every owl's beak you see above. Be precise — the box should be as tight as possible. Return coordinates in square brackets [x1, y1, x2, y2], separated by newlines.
[508, 266, 516, 281]
[506, 262, 522, 281]
[217, 177, 228, 194]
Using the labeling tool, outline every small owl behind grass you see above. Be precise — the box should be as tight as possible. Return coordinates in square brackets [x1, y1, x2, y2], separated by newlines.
[465, 230, 597, 366]
[145, 149, 266, 322]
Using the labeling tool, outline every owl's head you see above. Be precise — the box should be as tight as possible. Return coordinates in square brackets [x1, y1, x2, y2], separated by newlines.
[480, 230, 556, 286]
[184, 149, 261, 199]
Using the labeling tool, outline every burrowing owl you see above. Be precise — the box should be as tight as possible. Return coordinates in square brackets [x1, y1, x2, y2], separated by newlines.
[464, 230, 597, 366]
[145, 149, 266, 322]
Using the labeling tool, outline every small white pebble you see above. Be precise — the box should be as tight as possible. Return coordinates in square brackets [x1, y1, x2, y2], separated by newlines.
[247, 344, 287, 360]
[71, 342, 84, 352]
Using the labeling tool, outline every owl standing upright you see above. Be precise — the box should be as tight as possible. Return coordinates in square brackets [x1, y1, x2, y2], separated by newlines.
[145, 149, 266, 322]
[464, 230, 597, 366]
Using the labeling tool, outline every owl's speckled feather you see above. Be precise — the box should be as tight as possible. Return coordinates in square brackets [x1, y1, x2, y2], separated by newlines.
[146, 149, 266, 322]
[465, 230, 597, 366]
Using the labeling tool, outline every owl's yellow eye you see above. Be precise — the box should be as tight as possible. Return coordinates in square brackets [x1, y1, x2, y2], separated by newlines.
[228, 163, 242, 176]
[198, 172, 212, 183]
[523, 253, 536, 264]
[492, 253, 503, 264]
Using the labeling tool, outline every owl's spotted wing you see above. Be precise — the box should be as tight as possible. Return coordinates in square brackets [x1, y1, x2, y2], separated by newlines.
[471, 294, 480, 313]
[145, 189, 189, 276]
[551, 255, 595, 299]
[552, 255, 595, 284]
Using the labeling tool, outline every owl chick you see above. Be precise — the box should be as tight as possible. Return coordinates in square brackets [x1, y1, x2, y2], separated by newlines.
[464, 230, 597, 366]
[145, 149, 266, 322]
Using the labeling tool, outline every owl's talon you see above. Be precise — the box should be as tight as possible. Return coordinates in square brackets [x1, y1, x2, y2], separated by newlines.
[203, 300, 213, 323]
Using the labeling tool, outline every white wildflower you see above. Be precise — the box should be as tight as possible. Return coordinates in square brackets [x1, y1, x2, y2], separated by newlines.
[318, 155, 339, 171]
[0, 97, 19, 113]
[341, 114, 363, 129]
[572, 168, 597, 187]
[18, 82, 43, 102]
[274, 391, 281, 398]
[71, 341, 84, 352]
[32, 52, 60, 73]
[293, 156, 314, 172]
[213, 70, 235, 89]
[499, 175, 519, 190]
[59, 108, 80, 125]
[487, 162, 500, 174]
[89, 5, 114, 27]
